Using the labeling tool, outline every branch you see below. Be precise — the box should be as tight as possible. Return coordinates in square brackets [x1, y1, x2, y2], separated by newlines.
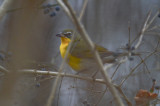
[115, 85, 132, 106]
[111, 63, 121, 79]
[119, 50, 157, 86]
[22, 69, 132, 105]
[0, 65, 9, 74]
[46, 31, 76, 106]
[0, 0, 14, 21]
[57, 0, 124, 106]
[134, 10, 151, 49]
[79, 0, 88, 20]
[133, 10, 160, 49]
[21, 69, 106, 84]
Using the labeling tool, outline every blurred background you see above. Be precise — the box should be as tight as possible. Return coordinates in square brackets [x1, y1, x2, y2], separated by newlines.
[0, 0, 159, 106]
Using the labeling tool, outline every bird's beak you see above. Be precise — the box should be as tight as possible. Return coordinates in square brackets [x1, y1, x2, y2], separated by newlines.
[56, 32, 63, 37]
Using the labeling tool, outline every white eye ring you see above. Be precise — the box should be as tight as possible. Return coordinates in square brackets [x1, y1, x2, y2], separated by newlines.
[63, 32, 72, 38]
[67, 32, 72, 34]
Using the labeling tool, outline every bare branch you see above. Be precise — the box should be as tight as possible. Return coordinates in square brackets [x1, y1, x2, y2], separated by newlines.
[135, 10, 152, 49]
[46, 31, 76, 106]
[115, 85, 132, 106]
[133, 10, 160, 49]
[146, 11, 159, 28]
[111, 63, 121, 80]
[0, 65, 9, 74]
[119, 50, 157, 86]
[0, 0, 14, 21]
[21, 69, 106, 84]
[95, 88, 108, 106]
[79, 0, 88, 20]
[57, 0, 124, 105]
[146, 25, 160, 32]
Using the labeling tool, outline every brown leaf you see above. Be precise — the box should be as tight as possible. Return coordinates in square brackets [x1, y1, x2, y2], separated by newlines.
[135, 89, 158, 106]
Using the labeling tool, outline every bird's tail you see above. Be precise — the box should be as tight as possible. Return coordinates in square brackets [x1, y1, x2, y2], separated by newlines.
[102, 52, 139, 63]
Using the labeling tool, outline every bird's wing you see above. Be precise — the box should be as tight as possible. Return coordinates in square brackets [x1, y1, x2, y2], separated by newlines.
[95, 45, 113, 57]
[70, 39, 92, 58]
[70, 39, 114, 59]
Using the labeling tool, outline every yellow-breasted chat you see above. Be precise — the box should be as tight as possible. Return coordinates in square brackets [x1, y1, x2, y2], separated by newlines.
[56, 29, 128, 75]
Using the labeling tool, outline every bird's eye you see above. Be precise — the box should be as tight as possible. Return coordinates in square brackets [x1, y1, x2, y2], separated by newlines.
[64, 32, 72, 38]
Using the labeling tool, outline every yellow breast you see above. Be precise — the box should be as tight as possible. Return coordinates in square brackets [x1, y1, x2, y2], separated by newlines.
[60, 37, 81, 71]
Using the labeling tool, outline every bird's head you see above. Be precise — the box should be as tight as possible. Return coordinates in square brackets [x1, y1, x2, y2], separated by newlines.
[56, 29, 73, 40]
[56, 29, 81, 44]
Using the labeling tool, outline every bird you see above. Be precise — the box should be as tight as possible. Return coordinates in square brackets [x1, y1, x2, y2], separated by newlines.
[56, 29, 128, 76]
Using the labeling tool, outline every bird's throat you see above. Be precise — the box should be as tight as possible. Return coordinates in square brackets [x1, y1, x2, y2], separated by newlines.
[59, 37, 82, 71]
[60, 37, 71, 58]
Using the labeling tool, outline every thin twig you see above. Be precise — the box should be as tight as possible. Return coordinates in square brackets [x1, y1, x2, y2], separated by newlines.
[113, 68, 160, 82]
[115, 85, 132, 106]
[46, 31, 76, 106]
[95, 88, 108, 106]
[147, 25, 160, 32]
[0, 0, 14, 21]
[134, 10, 152, 49]
[111, 63, 121, 80]
[0, 65, 9, 74]
[128, 21, 131, 47]
[119, 10, 160, 86]
[72, 86, 104, 93]
[146, 11, 159, 29]
[46, 1, 89, 105]
[57, 0, 124, 105]
[119, 50, 157, 86]
[144, 32, 160, 36]
[21, 69, 106, 84]
[22, 68, 160, 87]
[57, 77, 64, 106]
[138, 56, 152, 80]
[79, 0, 88, 20]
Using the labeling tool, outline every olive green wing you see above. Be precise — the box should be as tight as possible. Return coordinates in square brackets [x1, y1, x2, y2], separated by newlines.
[95, 45, 114, 57]
[70, 38, 93, 58]
[70, 38, 114, 59]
